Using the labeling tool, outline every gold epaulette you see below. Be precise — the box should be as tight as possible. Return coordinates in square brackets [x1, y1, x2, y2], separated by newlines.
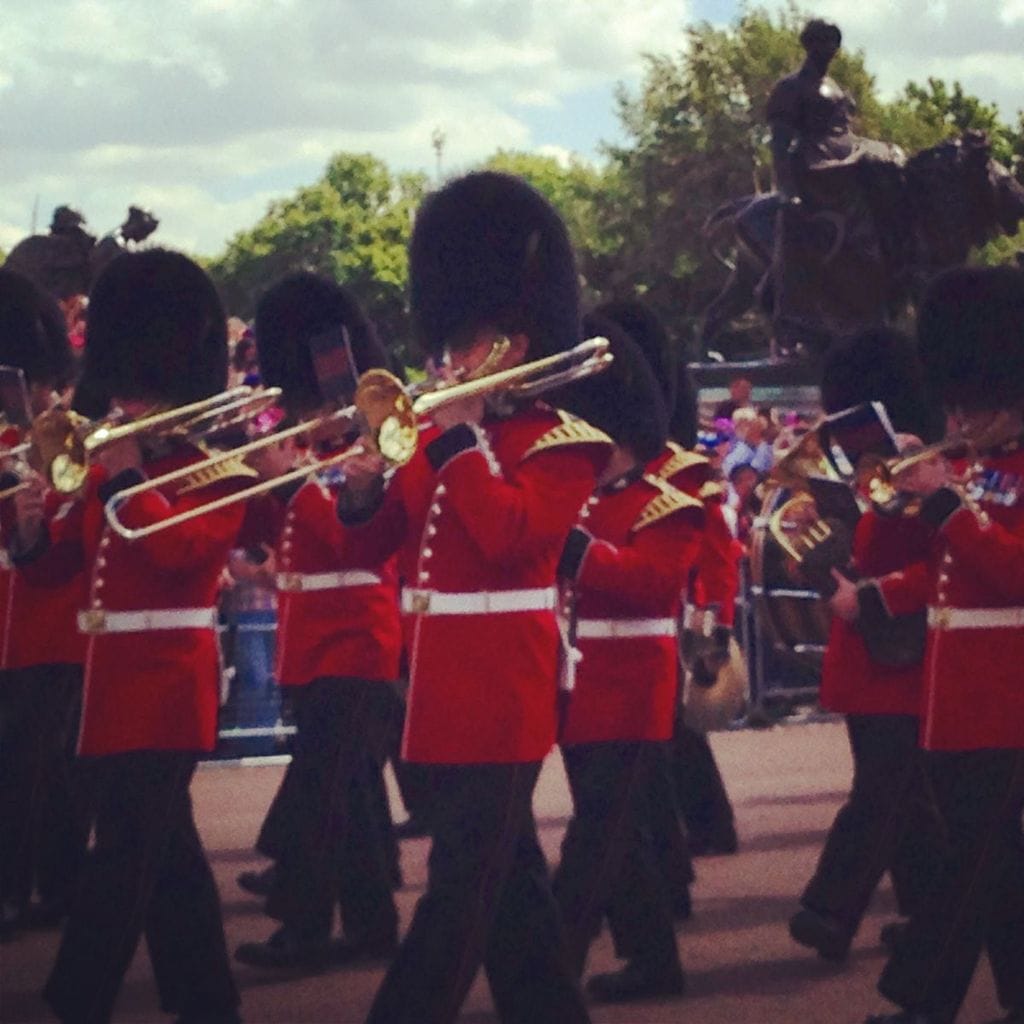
[632, 474, 704, 533]
[658, 443, 709, 481]
[176, 455, 260, 495]
[521, 411, 612, 462]
[698, 480, 726, 502]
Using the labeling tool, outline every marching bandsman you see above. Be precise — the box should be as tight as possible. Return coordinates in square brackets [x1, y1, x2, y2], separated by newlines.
[0, 268, 86, 938]
[552, 316, 703, 1003]
[12, 250, 245, 1024]
[836, 267, 1024, 1024]
[340, 171, 608, 1024]
[234, 272, 403, 970]
[788, 327, 946, 964]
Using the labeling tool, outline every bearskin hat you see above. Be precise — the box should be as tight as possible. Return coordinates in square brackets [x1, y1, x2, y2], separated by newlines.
[821, 326, 941, 441]
[409, 171, 579, 360]
[557, 312, 668, 462]
[0, 268, 72, 388]
[917, 265, 1024, 412]
[593, 298, 699, 447]
[254, 272, 387, 416]
[75, 249, 226, 417]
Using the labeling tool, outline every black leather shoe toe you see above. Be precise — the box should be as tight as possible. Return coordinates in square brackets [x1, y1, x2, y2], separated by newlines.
[788, 907, 850, 961]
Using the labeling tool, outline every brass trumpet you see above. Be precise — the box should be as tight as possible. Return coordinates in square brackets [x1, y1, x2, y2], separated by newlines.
[103, 336, 614, 541]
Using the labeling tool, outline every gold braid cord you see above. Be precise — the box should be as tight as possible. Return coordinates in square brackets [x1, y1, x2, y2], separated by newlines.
[176, 454, 259, 495]
[632, 474, 704, 533]
[657, 442, 709, 481]
[520, 411, 612, 463]
[698, 480, 726, 502]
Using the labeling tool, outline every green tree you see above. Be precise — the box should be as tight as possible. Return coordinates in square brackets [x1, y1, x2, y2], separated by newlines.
[207, 153, 428, 366]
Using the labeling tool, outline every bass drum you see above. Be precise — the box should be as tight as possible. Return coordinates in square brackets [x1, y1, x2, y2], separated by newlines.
[748, 484, 831, 682]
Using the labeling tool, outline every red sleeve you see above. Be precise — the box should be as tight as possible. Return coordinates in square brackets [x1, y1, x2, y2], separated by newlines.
[578, 516, 702, 607]
[694, 502, 740, 625]
[112, 480, 246, 572]
[437, 445, 604, 564]
[941, 506, 1024, 603]
[236, 492, 288, 550]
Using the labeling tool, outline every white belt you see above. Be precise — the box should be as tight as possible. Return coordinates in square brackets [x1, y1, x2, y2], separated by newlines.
[78, 607, 218, 636]
[276, 570, 382, 593]
[401, 587, 557, 616]
[576, 617, 678, 639]
[928, 606, 1024, 631]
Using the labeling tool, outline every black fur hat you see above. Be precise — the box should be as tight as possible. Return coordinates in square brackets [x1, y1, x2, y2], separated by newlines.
[557, 312, 668, 462]
[0, 268, 72, 387]
[821, 326, 941, 441]
[409, 171, 579, 359]
[593, 298, 699, 447]
[254, 272, 387, 416]
[75, 249, 226, 416]
[917, 265, 1024, 412]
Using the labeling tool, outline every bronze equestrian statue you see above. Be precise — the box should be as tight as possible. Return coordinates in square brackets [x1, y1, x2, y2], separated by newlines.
[699, 20, 1024, 357]
[4, 205, 159, 300]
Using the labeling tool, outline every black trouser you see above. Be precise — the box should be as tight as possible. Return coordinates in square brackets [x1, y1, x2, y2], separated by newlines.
[879, 748, 1024, 1022]
[0, 664, 90, 913]
[44, 751, 238, 1024]
[366, 761, 589, 1024]
[801, 713, 946, 935]
[553, 742, 681, 980]
[671, 706, 736, 848]
[385, 679, 436, 827]
[265, 677, 397, 945]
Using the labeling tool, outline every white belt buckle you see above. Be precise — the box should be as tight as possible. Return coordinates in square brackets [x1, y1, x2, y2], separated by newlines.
[932, 607, 951, 630]
[410, 591, 431, 615]
[79, 609, 107, 635]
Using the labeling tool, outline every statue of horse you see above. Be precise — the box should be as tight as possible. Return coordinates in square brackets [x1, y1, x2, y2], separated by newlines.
[4, 205, 159, 300]
[699, 132, 1024, 357]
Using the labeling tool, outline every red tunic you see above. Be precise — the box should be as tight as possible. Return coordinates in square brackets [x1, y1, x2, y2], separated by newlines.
[819, 510, 931, 717]
[273, 479, 401, 687]
[558, 473, 703, 745]
[28, 448, 247, 756]
[343, 405, 610, 764]
[651, 443, 740, 626]
[877, 445, 1024, 751]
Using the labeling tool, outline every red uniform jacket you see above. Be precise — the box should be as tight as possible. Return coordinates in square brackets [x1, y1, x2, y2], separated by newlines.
[875, 444, 1024, 751]
[819, 510, 931, 717]
[272, 479, 401, 687]
[22, 446, 248, 756]
[342, 405, 610, 764]
[652, 443, 740, 626]
[558, 471, 704, 745]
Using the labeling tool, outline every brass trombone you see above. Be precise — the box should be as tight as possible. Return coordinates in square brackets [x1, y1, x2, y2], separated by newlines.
[25, 386, 282, 496]
[103, 336, 614, 541]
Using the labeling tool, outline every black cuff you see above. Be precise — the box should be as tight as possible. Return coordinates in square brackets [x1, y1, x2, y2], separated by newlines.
[557, 527, 592, 581]
[98, 468, 146, 505]
[920, 486, 963, 529]
[856, 581, 890, 629]
[10, 528, 50, 567]
[425, 424, 477, 471]
[0, 471, 20, 493]
[336, 477, 385, 527]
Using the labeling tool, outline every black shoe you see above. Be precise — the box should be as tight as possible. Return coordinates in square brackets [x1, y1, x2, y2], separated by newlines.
[174, 1011, 243, 1024]
[986, 1012, 1024, 1024]
[788, 907, 850, 962]
[393, 818, 430, 840]
[688, 831, 738, 856]
[879, 920, 910, 956]
[237, 864, 275, 897]
[18, 898, 70, 929]
[585, 962, 686, 1003]
[235, 928, 336, 970]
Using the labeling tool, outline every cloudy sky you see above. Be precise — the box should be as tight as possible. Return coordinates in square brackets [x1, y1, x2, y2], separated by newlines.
[2, 0, 1022, 258]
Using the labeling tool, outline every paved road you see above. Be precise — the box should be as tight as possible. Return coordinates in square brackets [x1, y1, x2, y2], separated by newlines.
[1, 721, 1001, 1023]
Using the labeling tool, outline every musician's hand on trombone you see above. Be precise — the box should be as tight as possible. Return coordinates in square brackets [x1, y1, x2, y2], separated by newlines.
[12, 470, 46, 553]
[341, 448, 388, 501]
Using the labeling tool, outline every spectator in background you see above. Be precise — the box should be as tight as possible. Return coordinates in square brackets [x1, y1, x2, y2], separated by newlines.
[723, 408, 774, 477]
[725, 462, 762, 545]
[713, 376, 753, 421]
[229, 329, 260, 387]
